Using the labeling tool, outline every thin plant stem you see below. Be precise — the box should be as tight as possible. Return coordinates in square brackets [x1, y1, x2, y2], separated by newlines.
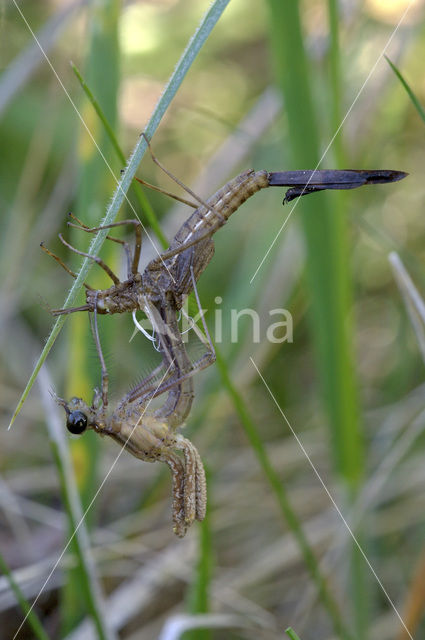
[386, 55, 425, 124]
[8, 0, 231, 429]
[285, 628, 302, 640]
[0, 552, 50, 640]
[71, 62, 168, 249]
[214, 347, 352, 640]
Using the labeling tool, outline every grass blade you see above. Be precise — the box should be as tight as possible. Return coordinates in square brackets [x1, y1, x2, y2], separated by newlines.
[0, 0, 87, 116]
[0, 552, 50, 640]
[267, 0, 362, 485]
[37, 367, 116, 640]
[184, 473, 213, 640]
[385, 55, 425, 124]
[60, 0, 120, 633]
[267, 2, 363, 636]
[8, 0, 231, 429]
[215, 348, 352, 640]
[389, 251, 425, 367]
[285, 629, 302, 640]
[71, 62, 168, 249]
[326, 3, 368, 635]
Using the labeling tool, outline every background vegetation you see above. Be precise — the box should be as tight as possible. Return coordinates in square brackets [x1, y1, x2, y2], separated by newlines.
[1, 1, 425, 638]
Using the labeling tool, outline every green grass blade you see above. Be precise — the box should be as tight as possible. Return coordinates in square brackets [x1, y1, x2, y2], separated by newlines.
[327, 3, 368, 636]
[0, 552, 50, 640]
[267, 0, 362, 486]
[215, 348, 352, 640]
[268, 1, 370, 635]
[327, 0, 343, 161]
[50, 441, 114, 640]
[184, 470, 213, 640]
[8, 0, 231, 430]
[266, 2, 364, 635]
[385, 55, 425, 124]
[61, 0, 120, 633]
[71, 61, 123, 163]
[71, 62, 168, 249]
[389, 251, 425, 365]
[0, 1, 83, 116]
[8, 316, 67, 429]
[285, 629, 302, 640]
[37, 368, 116, 640]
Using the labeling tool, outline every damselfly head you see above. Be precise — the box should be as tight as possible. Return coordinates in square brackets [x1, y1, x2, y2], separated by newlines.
[56, 396, 96, 435]
[67, 409, 88, 434]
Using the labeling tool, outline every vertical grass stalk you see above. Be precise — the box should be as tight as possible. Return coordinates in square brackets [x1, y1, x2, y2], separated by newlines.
[9, 0, 232, 429]
[60, 0, 120, 634]
[267, 0, 363, 635]
[327, 2, 367, 636]
[216, 349, 352, 640]
[0, 552, 49, 640]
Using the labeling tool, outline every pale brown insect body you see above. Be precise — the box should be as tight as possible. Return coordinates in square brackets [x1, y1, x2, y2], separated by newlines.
[59, 384, 206, 538]
[51, 167, 407, 320]
[44, 159, 407, 536]
[55, 270, 207, 537]
[68, 170, 269, 320]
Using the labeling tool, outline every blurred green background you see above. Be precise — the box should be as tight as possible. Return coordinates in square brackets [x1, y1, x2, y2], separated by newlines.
[1, 1, 425, 639]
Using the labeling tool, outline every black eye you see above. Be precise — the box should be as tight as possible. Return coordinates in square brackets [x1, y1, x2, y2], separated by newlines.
[67, 410, 88, 435]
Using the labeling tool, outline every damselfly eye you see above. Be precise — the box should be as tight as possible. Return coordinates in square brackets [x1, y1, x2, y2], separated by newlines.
[67, 410, 88, 435]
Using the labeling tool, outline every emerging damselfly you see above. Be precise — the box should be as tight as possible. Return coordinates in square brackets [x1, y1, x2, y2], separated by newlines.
[43, 137, 406, 535]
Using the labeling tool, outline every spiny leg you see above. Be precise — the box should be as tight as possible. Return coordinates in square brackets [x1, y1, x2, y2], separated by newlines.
[67, 215, 143, 277]
[40, 242, 94, 291]
[58, 233, 120, 284]
[131, 361, 166, 391]
[126, 343, 217, 406]
[68, 213, 132, 277]
[134, 176, 198, 209]
[141, 134, 230, 266]
[129, 298, 174, 370]
[117, 361, 168, 411]
[125, 283, 216, 406]
[89, 301, 109, 408]
[51, 303, 92, 316]
[189, 264, 216, 363]
[142, 133, 225, 223]
[126, 301, 191, 411]
[123, 369, 182, 406]
[171, 263, 215, 383]
[124, 270, 215, 407]
[155, 218, 225, 263]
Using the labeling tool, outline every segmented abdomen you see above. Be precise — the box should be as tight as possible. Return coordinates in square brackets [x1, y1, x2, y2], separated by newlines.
[170, 169, 269, 248]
